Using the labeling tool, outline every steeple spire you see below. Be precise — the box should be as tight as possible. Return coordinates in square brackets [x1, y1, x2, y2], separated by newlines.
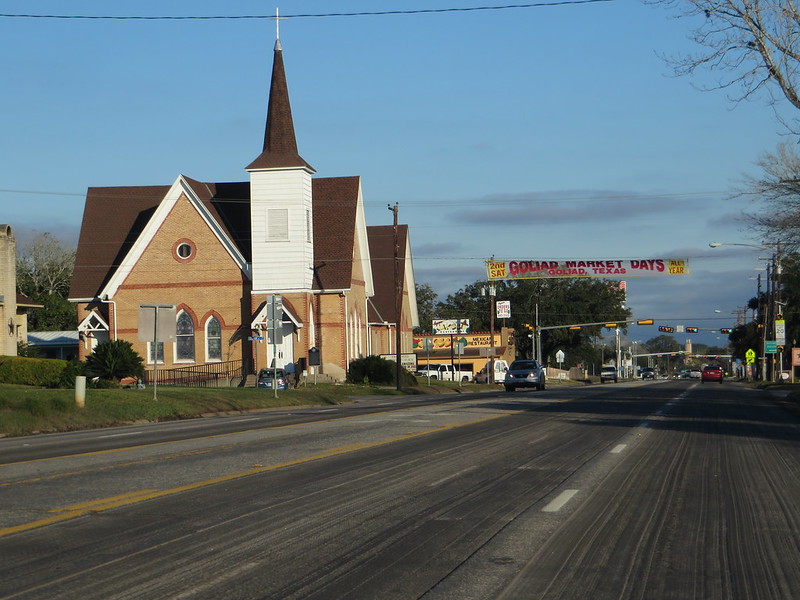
[246, 39, 314, 171]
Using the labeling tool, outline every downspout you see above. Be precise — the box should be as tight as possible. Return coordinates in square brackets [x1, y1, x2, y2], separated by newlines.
[100, 295, 117, 340]
[343, 293, 349, 369]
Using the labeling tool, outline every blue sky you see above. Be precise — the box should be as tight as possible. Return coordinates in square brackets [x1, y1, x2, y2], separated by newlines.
[0, 1, 790, 347]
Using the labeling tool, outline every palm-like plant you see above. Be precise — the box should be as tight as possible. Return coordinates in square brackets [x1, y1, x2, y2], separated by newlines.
[85, 340, 145, 383]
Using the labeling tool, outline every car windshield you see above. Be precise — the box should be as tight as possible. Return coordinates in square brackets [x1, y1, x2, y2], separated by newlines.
[510, 361, 538, 370]
[259, 369, 286, 379]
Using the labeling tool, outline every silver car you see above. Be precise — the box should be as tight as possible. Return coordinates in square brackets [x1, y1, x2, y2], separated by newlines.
[504, 360, 546, 392]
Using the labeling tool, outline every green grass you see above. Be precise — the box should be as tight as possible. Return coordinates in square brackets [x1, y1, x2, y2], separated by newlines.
[0, 382, 415, 437]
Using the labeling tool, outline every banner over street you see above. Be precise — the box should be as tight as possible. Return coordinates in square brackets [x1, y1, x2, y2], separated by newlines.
[486, 258, 689, 280]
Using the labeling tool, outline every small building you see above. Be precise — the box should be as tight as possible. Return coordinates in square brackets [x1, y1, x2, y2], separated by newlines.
[27, 331, 79, 361]
[413, 327, 517, 379]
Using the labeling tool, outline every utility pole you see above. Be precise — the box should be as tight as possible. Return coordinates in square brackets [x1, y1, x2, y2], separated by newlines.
[389, 203, 402, 391]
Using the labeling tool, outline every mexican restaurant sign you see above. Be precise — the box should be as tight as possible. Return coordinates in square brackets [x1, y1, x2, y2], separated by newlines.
[414, 333, 497, 350]
[486, 258, 690, 280]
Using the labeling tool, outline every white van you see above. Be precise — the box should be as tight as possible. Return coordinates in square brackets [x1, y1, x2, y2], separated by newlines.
[474, 360, 509, 383]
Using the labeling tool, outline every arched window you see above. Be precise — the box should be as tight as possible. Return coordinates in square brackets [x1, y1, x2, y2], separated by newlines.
[206, 316, 222, 361]
[176, 311, 195, 361]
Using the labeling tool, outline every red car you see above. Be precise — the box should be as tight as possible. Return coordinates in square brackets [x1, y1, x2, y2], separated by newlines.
[701, 365, 724, 383]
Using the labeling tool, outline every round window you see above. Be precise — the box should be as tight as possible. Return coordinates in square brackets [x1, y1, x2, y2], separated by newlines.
[177, 243, 192, 259]
[173, 239, 196, 263]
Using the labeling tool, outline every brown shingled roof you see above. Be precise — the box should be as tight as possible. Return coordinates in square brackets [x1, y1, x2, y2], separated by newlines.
[367, 224, 408, 323]
[69, 185, 169, 300]
[311, 177, 360, 291]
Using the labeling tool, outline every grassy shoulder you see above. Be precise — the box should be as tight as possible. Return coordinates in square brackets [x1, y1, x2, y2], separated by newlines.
[0, 383, 394, 437]
[0, 380, 495, 438]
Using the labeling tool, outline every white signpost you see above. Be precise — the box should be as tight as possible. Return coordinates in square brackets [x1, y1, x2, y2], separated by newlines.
[138, 303, 177, 401]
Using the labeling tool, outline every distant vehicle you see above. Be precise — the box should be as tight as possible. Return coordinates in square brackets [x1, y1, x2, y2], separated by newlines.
[641, 367, 656, 380]
[701, 365, 724, 383]
[258, 368, 289, 390]
[504, 360, 546, 392]
[473, 360, 509, 384]
[417, 363, 471, 382]
[600, 365, 618, 383]
[689, 369, 702, 379]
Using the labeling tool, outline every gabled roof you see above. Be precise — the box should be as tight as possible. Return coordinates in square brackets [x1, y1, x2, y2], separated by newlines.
[68, 178, 251, 301]
[246, 41, 314, 173]
[367, 224, 409, 323]
[69, 175, 369, 300]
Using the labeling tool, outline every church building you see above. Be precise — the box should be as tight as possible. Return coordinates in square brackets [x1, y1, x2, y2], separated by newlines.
[68, 40, 418, 383]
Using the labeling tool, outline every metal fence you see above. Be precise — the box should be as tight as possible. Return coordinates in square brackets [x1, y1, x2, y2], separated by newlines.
[143, 360, 244, 388]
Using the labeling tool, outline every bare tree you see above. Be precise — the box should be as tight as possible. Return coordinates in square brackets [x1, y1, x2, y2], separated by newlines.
[16, 232, 76, 298]
[653, 0, 800, 117]
[736, 141, 800, 247]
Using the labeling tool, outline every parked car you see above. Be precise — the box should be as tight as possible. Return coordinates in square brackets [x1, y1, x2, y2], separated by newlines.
[600, 365, 618, 383]
[473, 360, 509, 384]
[641, 367, 656, 380]
[258, 368, 289, 390]
[504, 360, 546, 392]
[701, 365, 724, 383]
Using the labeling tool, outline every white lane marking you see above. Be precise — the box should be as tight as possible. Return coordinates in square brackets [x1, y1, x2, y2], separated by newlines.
[317, 409, 338, 413]
[542, 489, 579, 512]
[610, 444, 627, 454]
[98, 432, 144, 439]
[430, 466, 478, 487]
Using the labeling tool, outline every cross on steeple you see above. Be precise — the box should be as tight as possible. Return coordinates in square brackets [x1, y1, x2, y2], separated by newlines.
[270, 7, 287, 42]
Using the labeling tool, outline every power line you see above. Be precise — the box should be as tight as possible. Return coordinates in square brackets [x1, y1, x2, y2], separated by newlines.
[0, 1, 617, 21]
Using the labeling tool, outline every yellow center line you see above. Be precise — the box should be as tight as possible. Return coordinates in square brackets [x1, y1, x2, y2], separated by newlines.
[0, 411, 517, 538]
[50, 490, 159, 513]
[0, 401, 466, 468]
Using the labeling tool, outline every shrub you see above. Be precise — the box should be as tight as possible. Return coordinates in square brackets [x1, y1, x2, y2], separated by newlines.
[0, 356, 67, 387]
[347, 355, 417, 387]
[59, 359, 85, 388]
[85, 340, 144, 383]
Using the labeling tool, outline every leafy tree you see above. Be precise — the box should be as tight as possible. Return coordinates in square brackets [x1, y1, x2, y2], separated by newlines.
[27, 294, 75, 332]
[651, 0, 800, 122]
[85, 340, 144, 383]
[414, 283, 439, 334]
[436, 278, 629, 367]
[645, 335, 681, 354]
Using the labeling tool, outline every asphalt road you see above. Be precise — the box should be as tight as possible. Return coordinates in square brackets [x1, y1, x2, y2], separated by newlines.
[1, 380, 798, 599]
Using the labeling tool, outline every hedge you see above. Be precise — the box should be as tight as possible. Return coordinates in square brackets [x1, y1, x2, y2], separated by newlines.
[0, 356, 70, 388]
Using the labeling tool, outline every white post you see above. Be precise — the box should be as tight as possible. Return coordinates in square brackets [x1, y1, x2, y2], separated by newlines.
[75, 375, 86, 408]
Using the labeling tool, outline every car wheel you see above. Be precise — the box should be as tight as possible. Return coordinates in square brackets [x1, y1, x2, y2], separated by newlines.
[537, 380, 546, 391]
[504, 385, 515, 392]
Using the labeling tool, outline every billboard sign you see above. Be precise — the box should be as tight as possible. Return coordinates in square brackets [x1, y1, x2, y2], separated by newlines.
[432, 319, 470, 335]
[486, 258, 689, 281]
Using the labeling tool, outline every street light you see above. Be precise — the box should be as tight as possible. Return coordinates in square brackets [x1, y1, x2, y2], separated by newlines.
[710, 240, 785, 381]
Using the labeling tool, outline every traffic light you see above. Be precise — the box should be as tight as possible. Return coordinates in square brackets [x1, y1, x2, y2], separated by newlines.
[686, 327, 699, 333]
[604, 323, 619, 328]
[636, 319, 654, 325]
[720, 328, 733, 334]
[569, 326, 582, 330]
[658, 326, 674, 333]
